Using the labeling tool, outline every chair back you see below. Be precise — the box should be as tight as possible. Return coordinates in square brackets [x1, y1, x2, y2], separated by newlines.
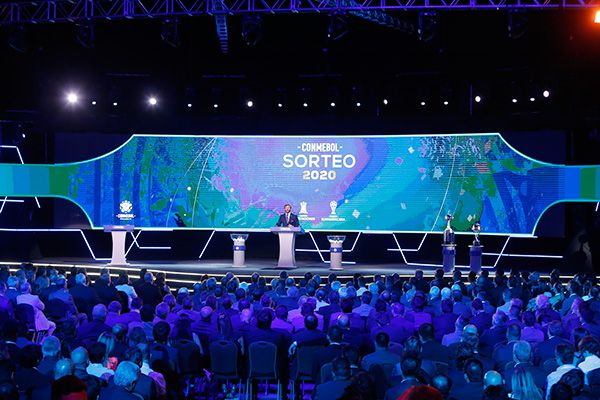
[320, 362, 333, 383]
[46, 299, 67, 320]
[248, 341, 277, 379]
[295, 345, 324, 380]
[15, 303, 36, 329]
[210, 340, 238, 379]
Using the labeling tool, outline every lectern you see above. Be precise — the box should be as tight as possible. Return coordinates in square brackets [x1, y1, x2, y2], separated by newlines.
[270, 227, 304, 269]
[103, 225, 134, 266]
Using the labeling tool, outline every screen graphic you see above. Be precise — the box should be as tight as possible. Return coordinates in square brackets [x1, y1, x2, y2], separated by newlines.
[0, 133, 598, 234]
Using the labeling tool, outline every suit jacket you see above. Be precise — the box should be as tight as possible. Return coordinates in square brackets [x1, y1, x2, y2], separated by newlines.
[469, 312, 493, 333]
[371, 317, 414, 345]
[116, 311, 143, 327]
[16, 294, 52, 331]
[69, 283, 101, 318]
[384, 378, 422, 400]
[449, 381, 484, 400]
[108, 373, 156, 400]
[433, 313, 459, 342]
[313, 379, 351, 400]
[99, 385, 143, 400]
[93, 281, 119, 305]
[421, 340, 450, 363]
[276, 212, 300, 227]
[312, 343, 344, 381]
[47, 289, 78, 316]
[317, 304, 341, 330]
[136, 282, 163, 308]
[492, 340, 518, 371]
[77, 319, 111, 344]
[479, 326, 507, 357]
[14, 367, 53, 400]
[294, 329, 328, 347]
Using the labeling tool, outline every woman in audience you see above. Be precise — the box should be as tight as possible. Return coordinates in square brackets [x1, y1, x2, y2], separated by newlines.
[510, 367, 543, 400]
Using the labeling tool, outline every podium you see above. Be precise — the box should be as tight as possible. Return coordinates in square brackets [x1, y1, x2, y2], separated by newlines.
[270, 227, 304, 269]
[103, 225, 134, 266]
[231, 234, 249, 268]
[327, 235, 346, 271]
[442, 244, 456, 273]
[469, 244, 483, 273]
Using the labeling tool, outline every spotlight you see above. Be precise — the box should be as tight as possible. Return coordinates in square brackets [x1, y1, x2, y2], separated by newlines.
[213, 104, 219, 109]
[356, 102, 361, 107]
[383, 99, 388, 105]
[443, 101, 449, 106]
[511, 98, 518, 103]
[113, 102, 118, 107]
[420, 101, 426, 106]
[91, 100, 97, 106]
[187, 103, 192, 108]
[21, 133, 26, 139]
[474, 95, 482, 103]
[66, 92, 79, 104]
[330, 102, 336, 107]
[303, 102, 308, 108]
[542, 90, 550, 98]
[148, 97, 158, 106]
[529, 97, 535, 102]
[595, 10, 600, 24]
[277, 103, 283, 108]
[246, 100, 254, 108]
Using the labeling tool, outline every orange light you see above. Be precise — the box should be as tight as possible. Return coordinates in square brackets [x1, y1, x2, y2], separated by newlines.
[595, 10, 600, 24]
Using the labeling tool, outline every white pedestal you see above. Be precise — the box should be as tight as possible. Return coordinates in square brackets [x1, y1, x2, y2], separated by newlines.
[104, 225, 134, 266]
[270, 227, 304, 269]
[328, 235, 346, 271]
[231, 234, 249, 268]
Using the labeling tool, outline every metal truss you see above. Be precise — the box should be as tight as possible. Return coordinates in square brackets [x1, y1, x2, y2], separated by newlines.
[0, 0, 596, 26]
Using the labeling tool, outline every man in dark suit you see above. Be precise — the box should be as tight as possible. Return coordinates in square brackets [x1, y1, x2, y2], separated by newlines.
[98, 361, 142, 400]
[136, 272, 163, 308]
[93, 271, 118, 305]
[117, 346, 157, 400]
[492, 322, 521, 372]
[419, 323, 450, 363]
[69, 272, 101, 319]
[448, 358, 485, 400]
[479, 312, 508, 358]
[433, 299, 459, 342]
[14, 344, 53, 400]
[503, 340, 547, 392]
[71, 347, 102, 400]
[116, 297, 143, 327]
[312, 357, 352, 400]
[293, 315, 328, 347]
[534, 320, 570, 365]
[312, 326, 345, 382]
[469, 298, 493, 333]
[317, 291, 341, 331]
[77, 304, 111, 346]
[384, 357, 423, 400]
[275, 203, 300, 227]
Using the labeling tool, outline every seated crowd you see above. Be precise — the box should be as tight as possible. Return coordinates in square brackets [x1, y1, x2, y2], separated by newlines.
[0, 264, 599, 400]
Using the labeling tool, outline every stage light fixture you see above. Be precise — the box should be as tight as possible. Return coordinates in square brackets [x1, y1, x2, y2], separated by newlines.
[529, 97, 535, 102]
[356, 102, 361, 107]
[66, 92, 79, 104]
[187, 103, 192, 108]
[383, 99, 389, 105]
[542, 90, 550, 98]
[512, 98, 518, 103]
[443, 101, 449, 106]
[420, 101, 426, 106]
[330, 102, 336, 107]
[148, 97, 158, 106]
[246, 100, 254, 108]
[277, 103, 283, 108]
[303, 102, 308, 108]
[113, 102, 118, 107]
[91, 100, 97, 106]
[474, 95, 482, 103]
[595, 10, 600, 23]
[213, 104, 219, 109]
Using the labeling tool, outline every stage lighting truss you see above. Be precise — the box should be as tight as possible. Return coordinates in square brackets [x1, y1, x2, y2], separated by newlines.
[1, 0, 596, 26]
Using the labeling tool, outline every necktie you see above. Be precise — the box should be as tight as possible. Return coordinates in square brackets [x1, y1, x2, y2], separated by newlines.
[286, 213, 289, 224]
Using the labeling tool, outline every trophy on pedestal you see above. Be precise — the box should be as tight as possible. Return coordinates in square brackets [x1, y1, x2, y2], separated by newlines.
[442, 213, 456, 272]
[469, 222, 483, 273]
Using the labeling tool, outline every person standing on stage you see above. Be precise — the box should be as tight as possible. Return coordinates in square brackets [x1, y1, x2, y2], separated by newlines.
[275, 203, 300, 228]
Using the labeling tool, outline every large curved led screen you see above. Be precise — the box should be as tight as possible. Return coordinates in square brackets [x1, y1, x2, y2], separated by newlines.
[0, 133, 598, 234]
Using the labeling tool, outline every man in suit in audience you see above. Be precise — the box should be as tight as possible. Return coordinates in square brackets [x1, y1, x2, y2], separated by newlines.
[503, 340, 547, 392]
[14, 344, 53, 400]
[535, 320, 570, 365]
[312, 326, 345, 382]
[469, 298, 493, 333]
[371, 302, 414, 345]
[317, 291, 341, 331]
[69, 273, 101, 319]
[136, 272, 163, 308]
[293, 315, 328, 347]
[449, 358, 484, 400]
[419, 323, 450, 363]
[479, 312, 508, 358]
[492, 322, 521, 372]
[433, 299, 459, 342]
[361, 332, 402, 372]
[77, 304, 111, 346]
[116, 297, 143, 327]
[93, 270, 118, 306]
[384, 357, 423, 400]
[312, 357, 352, 400]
